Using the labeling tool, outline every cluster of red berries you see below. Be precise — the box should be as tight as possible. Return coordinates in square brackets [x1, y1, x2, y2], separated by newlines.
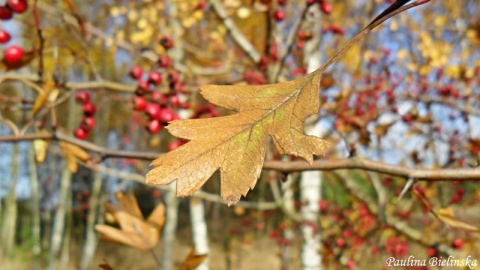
[74, 91, 96, 140]
[0, 0, 28, 64]
[129, 64, 186, 135]
[385, 236, 409, 257]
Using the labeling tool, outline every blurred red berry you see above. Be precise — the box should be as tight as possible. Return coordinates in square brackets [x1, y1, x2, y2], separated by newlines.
[129, 65, 143, 80]
[150, 91, 168, 104]
[136, 80, 150, 95]
[147, 119, 162, 134]
[158, 55, 171, 68]
[167, 70, 179, 85]
[132, 95, 147, 111]
[152, 189, 161, 198]
[8, 0, 28, 13]
[83, 102, 96, 116]
[273, 10, 285, 22]
[4, 45, 24, 64]
[159, 36, 173, 49]
[452, 238, 464, 249]
[320, 2, 333, 14]
[80, 117, 95, 131]
[148, 70, 162, 85]
[158, 107, 176, 123]
[195, 0, 206, 10]
[168, 140, 184, 151]
[145, 103, 161, 118]
[0, 6, 13, 20]
[0, 30, 11, 43]
[74, 128, 88, 140]
[75, 91, 90, 104]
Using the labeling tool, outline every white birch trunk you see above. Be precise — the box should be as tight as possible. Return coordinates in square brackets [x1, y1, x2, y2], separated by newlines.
[161, 182, 178, 270]
[190, 198, 209, 270]
[301, 12, 323, 268]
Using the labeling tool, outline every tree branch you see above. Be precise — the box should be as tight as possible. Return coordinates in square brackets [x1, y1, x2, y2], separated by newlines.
[1, 132, 479, 181]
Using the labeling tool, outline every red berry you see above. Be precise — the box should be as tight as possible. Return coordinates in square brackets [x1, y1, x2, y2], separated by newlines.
[169, 95, 181, 107]
[136, 80, 150, 95]
[150, 91, 168, 104]
[273, 10, 285, 22]
[80, 117, 95, 131]
[147, 119, 162, 134]
[167, 70, 179, 85]
[427, 248, 437, 257]
[129, 65, 142, 80]
[336, 238, 346, 248]
[159, 36, 173, 50]
[74, 128, 88, 140]
[132, 95, 147, 111]
[83, 102, 96, 116]
[320, 2, 333, 14]
[0, 30, 11, 43]
[0, 6, 13, 20]
[157, 55, 171, 68]
[195, 0, 206, 10]
[277, 0, 287, 6]
[8, 0, 28, 13]
[145, 103, 161, 118]
[168, 140, 184, 151]
[158, 107, 176, 123]
[152, 189, 161, 198]
[4, 45, 24, 64]
[75, 91, 90, 104]
[452, 238, 464, 249]
[148, 70, 162, 85]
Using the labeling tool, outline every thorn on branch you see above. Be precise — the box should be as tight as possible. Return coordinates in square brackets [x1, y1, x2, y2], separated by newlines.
[398, 178, 416, 201]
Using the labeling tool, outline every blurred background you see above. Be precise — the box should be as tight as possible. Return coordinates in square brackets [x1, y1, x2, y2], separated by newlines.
[0, 0, 480, 269]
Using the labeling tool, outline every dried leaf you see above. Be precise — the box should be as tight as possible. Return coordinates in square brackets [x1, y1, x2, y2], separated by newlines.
[436, 208, 480, 232]
[33, 76, 57, 115]
[146, 72, 329, 205]
[60, 142, 78, 173]
[147, 203, 165, 230]
[33, 129, 50, 164]
[95, 192, 165, 250]
[99, 259, 117, 270]
[60, 142, 90, 173]
[180, 248, 208, 270]
[115, 192, 143, 219]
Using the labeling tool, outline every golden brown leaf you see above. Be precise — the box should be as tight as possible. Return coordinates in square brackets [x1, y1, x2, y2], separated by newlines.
[99, 259, 117, 270]
[33, 129, 50, 164]
[95, 192, 165, 250]
[33, 76, 58, 116]
[146, 71, 329, 205]
[59, 142, 90, 173]
[180, 248, 208, 270]
[435, 208, 480, 232]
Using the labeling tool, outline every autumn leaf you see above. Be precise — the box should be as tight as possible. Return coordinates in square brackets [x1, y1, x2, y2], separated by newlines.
[146, 0, 429, 205]
[33, 129, 50, 164]
[95, 192, 165, 250]
[60, 141, 90, 173]
[146, 71, 329, 205]
[435, 208, 480, 232]
[180, 248, 208, 270]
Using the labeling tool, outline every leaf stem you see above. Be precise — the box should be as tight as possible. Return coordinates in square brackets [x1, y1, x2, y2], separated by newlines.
[315, 0, 430, 75]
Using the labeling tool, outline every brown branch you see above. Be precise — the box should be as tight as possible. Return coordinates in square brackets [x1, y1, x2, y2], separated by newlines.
[77, 160, 277, 210]
[1, 132, 479, 181]
[33, 0, 44, 78]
